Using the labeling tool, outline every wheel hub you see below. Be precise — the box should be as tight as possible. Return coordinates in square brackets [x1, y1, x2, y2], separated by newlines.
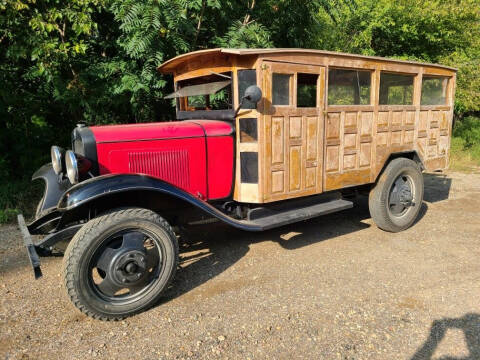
[398, 184, 413, 205]
[389, 175, 414, 216]
[110, 250, 147, 285]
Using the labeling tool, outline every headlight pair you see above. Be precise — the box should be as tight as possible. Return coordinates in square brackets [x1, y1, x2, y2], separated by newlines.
[51, 146, 81, 185]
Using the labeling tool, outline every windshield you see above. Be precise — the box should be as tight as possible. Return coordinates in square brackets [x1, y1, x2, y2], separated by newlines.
[168, 72, 233, 111]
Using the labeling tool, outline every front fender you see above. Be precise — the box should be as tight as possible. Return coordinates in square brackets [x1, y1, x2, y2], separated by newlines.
[33, 163, 71, 218]
[57, 174, 263, 231]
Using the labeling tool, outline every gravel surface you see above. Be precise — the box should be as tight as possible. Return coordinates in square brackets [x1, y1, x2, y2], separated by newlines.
[1, 171, 479, 360]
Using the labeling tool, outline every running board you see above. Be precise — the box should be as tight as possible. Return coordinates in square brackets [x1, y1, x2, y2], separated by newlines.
[239, 199, 353, 231]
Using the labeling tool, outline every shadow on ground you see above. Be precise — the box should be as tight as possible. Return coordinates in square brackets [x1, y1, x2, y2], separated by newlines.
[411, 313, 480, 360]
[424, 173, 452, 203]
[160, 196, 371, 303]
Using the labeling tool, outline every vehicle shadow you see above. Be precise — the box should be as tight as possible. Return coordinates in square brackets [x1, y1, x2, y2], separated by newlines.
[160, 196, 372, 303]
[411, 313, 480, 360]
[423, 173, 452, 203]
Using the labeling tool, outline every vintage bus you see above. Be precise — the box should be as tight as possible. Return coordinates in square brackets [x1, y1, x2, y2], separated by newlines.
[20, 48, 456, 319]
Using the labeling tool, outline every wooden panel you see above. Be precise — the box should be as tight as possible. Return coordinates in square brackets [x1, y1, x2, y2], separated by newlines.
[326, 113, 341, 143]
[419, 111, 428, 136]
[361, 112, 373, 136]
[430, 111, 441, 128]
[271, 117, 284, 164]
[305, 167, 316, 189]
[271, 171, 284, 193]
[404, 130, 414, 144]
[289, 116, 302, 138]
[391, 131, 402, 146]
[440, 111, 448, 130]
[289, 146, 301, 191]
[377, 132, 388, 146]
[344, 133, 357, 150]
[344, 112, 358, 133]
[359, 143, 371, 167]
[306, 117, 317, 161]
[326, 146, 339, 172]
[377, 112, 389, 132]
[406, 111, 415, 125]
[343, 154, 356, 170]
[392, 111, 403, 127]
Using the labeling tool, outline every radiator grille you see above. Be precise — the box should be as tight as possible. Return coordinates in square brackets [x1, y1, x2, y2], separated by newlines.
[128, 150, 190, 189]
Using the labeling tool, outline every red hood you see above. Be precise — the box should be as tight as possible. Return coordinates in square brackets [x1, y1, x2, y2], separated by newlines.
[90, 120, 233, 143]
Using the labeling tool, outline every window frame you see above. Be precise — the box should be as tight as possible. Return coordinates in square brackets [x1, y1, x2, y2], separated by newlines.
[296, 72, 320, 108]
[378, 71, 416, 106]
[272, 72, 294, 107]
[326, 67, 374, 108]
[420, 75, 450, 106]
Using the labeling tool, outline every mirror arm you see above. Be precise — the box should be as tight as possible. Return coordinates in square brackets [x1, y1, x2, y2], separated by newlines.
[233, 97, 247, 118]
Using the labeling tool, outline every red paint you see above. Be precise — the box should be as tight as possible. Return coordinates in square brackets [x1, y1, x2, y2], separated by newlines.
[91, 121, 204, 143]
[91, 120, 234, 200]
[206, 136, 234, 199]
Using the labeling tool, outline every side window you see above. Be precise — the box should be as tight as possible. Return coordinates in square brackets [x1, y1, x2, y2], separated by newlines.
[328, 69, 371, 105]
[297, 73, 318, 108]
[272, 73, 291, 105]
[379, 72, 415, 105]
[237, 70, 257, 109]
[421, 76, 449, 105]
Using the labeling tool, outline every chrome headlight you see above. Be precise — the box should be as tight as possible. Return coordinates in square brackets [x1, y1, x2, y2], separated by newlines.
[65, 150, 79, 184]
[51, 146, 64, 175]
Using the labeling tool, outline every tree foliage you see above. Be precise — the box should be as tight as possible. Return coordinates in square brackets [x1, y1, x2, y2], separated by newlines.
[0, 0, 479, 196]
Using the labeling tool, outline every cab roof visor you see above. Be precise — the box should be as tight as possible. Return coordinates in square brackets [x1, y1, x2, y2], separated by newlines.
[164, 80, 231, 99]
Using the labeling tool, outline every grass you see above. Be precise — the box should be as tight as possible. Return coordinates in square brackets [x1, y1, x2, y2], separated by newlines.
[449, 116, 480, 172]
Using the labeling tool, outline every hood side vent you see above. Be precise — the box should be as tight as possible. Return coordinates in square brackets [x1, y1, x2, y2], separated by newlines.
[128, 150, 190, 190]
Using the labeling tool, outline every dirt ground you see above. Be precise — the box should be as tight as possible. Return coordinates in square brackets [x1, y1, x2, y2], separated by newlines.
[1, 171, 479, 360]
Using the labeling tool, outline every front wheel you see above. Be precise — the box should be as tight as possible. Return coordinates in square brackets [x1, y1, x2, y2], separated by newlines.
[63, 208, 178, 320]
[369, 158, 424, 232]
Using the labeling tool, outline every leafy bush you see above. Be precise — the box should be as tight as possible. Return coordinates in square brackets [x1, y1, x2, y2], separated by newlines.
[0, 180, 43, 224]
[453, 117, 480, 149]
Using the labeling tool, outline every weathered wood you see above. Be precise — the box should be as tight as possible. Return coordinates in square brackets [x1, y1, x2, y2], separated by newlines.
[158, 48, 456, 203]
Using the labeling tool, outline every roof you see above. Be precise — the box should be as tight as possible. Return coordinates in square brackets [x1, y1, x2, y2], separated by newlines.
[157, 48, 457, 73]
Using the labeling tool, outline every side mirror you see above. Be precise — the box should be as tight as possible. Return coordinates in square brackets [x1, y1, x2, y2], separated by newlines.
[243, 85, 262, 104]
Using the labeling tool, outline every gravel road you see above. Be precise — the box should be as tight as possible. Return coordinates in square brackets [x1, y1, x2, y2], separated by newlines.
[1, 171, 479, 360]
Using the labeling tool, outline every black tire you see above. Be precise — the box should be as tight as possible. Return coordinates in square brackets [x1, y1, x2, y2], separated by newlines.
[63, 207, 178, 320]
[369, 158, 424, 232]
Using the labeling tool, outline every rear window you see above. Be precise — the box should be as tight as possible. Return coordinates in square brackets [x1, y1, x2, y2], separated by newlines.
[421, 76, 449, 105]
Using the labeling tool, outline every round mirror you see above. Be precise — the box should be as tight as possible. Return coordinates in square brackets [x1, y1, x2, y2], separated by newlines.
[244, 85, 262, 103]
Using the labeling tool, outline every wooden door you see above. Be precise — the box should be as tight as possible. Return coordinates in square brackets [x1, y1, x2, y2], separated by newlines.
[262, 61, 325, 202]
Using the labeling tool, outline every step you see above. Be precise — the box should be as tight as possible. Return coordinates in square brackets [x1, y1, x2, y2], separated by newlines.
[241, 199, 353, 231]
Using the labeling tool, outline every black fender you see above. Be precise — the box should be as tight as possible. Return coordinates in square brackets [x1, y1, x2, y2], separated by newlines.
[32, 163, 71, 218]
[57, 174, 263, 231]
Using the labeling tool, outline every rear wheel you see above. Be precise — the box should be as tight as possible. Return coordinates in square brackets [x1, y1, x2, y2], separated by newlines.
[369, 158, 424, 232]
[63, 208, 178, 320]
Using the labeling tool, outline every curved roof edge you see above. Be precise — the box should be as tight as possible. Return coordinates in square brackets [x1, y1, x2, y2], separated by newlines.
[158, 48, 457, 73]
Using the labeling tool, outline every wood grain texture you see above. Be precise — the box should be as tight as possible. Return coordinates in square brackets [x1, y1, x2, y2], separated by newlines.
[165, 49, 455, 202]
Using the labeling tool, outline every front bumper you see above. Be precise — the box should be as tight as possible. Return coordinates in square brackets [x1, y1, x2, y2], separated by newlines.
[18, 214, 42, 279]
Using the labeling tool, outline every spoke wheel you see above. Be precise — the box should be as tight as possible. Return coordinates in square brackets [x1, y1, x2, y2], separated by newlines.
[63, 208, 178, 320]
